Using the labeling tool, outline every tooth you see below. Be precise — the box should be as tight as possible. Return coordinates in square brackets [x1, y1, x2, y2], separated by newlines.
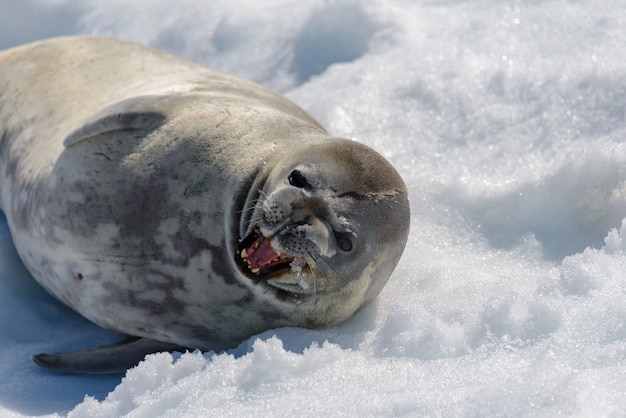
[240, 248, 249, 258]
[251, 267, 260, 274]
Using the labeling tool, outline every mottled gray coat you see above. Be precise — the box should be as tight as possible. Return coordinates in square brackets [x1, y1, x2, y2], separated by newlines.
[0, 37, 409, 373]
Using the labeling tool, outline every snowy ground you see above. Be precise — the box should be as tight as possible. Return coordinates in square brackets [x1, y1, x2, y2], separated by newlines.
[2, 0, 626, 416]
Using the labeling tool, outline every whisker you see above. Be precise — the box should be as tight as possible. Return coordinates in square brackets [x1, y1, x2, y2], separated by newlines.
[243, 189, 268, 231]
[307, 253, 341, 294]
[303, 255, 319, 294]
[265, 215, 295, 240]
[238, 188, 266, 214]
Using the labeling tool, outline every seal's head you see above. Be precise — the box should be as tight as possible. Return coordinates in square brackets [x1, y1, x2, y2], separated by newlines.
[237, 138, 410, 327]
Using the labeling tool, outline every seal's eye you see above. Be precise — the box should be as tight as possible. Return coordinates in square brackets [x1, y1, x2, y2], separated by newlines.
[335, 233, 353, 252]
[288, 169, 312, 190]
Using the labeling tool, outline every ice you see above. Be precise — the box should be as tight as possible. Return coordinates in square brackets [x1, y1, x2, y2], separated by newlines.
[2, 0, 626, 416]
[290, 258, 305, 273]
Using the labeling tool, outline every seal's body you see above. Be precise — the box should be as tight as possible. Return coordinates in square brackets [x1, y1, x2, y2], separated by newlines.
[0, 37, 409, 373]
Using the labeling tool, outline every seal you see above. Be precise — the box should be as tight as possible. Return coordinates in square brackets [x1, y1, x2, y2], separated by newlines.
[0, 36, 410, 374]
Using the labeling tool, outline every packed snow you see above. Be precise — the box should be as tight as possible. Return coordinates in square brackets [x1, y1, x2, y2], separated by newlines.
[2, 0, 626, 416]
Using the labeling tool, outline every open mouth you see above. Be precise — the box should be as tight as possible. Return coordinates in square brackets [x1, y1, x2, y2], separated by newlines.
[236, 229, 307, 281]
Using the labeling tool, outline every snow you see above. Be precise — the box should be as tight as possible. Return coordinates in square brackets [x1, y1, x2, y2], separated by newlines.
[2, 0, 626, 416]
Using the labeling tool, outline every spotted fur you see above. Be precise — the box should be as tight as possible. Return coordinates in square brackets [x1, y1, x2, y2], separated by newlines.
[0, 36, 410, 373]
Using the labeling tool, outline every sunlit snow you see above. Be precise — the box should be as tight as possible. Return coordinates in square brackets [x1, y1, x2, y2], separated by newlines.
[2, 0, 626, 416]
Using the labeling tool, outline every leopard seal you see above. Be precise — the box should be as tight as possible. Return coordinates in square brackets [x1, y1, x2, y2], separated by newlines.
[0, 36, 410, 374]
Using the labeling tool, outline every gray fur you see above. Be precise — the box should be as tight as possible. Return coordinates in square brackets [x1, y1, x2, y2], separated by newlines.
[0, 37, 410, 374]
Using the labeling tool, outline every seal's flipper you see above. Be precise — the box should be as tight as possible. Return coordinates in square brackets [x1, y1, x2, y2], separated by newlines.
[31, 337, 185, 374]
[63, 95, 168, 147]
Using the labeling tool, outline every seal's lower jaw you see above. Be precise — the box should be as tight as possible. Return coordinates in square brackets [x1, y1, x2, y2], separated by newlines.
[236, 229, 310, 284]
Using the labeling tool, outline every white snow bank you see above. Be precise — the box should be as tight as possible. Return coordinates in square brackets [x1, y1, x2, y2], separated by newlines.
[72, 222, 626, 417]
[1, 0, 626, 416]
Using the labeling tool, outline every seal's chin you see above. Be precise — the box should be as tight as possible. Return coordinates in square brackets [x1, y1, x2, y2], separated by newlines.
[236, 229, 309, 281]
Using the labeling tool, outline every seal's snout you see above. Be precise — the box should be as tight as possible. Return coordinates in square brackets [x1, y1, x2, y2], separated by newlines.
[258, 186, 337, 257]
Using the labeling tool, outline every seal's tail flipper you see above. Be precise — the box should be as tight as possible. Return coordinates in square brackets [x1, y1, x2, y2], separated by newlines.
[31, 337, 186, 374]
